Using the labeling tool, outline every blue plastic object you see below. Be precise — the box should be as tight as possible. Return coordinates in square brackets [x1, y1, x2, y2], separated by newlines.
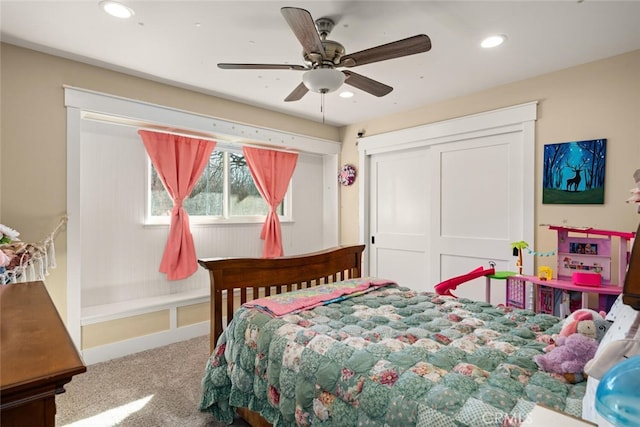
[595, 355, 640, 426]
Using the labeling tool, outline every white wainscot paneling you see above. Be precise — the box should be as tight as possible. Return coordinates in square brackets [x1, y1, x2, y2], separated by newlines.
[79, 123, 329, 314]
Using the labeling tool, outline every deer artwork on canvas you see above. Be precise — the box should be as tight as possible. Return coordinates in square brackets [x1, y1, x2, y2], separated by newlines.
[565, 158, 588, 192]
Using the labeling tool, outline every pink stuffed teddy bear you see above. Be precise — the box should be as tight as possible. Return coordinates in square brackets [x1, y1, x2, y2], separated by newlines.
[533, 333, 599, 383]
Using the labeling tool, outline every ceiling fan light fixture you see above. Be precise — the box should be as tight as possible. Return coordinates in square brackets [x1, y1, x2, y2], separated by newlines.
[99, 0, 135, 19]
[302, 68, 345, 94]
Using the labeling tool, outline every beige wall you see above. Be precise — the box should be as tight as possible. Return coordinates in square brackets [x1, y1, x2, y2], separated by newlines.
[82, 310, 170, 348]
[339, 49, 640, 270]
[2, 43, 639, 337]
[0, 43, 338, 326]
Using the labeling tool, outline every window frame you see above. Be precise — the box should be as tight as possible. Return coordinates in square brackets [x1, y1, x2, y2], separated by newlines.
[144, 144, 293, 226]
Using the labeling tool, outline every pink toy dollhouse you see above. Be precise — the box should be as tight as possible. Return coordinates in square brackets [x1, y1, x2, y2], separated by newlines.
[505, 226, 635, 316]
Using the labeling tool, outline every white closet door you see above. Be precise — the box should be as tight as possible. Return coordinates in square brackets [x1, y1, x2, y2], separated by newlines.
[368, 133, 522, 299]
[369, 148, 430, 289]
[361, 103, 535, 303]
[429, 131, 524, 303]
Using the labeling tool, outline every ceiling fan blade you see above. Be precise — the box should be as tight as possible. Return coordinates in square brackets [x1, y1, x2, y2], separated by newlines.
[281, 7, 326, 58]
[338, 34, 431, 68]
[218, 63, 307, 70]
[343, 71, 393, 97]
[284, 82, 309, 102]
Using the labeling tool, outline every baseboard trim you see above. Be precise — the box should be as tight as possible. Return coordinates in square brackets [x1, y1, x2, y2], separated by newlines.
[82, 321, 210, 365]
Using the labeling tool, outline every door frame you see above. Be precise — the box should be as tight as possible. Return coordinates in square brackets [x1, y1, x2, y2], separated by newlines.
[358, 102, 538, 276]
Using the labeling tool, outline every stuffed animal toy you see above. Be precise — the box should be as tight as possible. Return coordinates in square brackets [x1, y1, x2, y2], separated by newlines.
[534, 333, 600, 383]
[543, 308, 611, 353]
[558, 308, 608, 340]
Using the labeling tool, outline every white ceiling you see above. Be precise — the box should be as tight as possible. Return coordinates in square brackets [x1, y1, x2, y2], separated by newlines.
[2, 1, 640, 127]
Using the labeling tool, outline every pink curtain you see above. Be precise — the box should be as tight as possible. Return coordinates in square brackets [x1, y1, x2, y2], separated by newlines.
[242, 147, 298, 258]
[138, 130, 216, 280]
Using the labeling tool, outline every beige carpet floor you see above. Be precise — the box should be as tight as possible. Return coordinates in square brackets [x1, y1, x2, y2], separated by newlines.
[56, 335, 249, 427]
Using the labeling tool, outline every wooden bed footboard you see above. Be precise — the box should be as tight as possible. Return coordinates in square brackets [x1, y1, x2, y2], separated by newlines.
[198, 245, 366, 352]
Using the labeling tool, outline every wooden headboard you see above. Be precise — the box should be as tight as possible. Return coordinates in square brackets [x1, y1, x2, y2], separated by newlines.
[623, 222, 640, 310]
[198, 245, 366, 351]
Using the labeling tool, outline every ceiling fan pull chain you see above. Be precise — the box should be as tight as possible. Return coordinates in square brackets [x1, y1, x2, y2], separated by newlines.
[321, 92, 326, 124]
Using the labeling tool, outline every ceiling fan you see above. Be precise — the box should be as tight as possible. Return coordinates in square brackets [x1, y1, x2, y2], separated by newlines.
[218, 7, 432, 102]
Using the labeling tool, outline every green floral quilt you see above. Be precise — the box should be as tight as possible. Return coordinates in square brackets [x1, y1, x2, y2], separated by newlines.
[200, 284, 585, 427]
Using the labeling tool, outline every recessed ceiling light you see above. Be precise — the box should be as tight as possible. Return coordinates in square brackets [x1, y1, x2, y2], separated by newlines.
[481, 34, 507, 49]
[99, 1, 135, 19]
[339, 91, 354, 98]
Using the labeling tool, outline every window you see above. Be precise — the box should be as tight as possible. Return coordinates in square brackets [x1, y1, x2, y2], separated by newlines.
[147, 147, 287, 224]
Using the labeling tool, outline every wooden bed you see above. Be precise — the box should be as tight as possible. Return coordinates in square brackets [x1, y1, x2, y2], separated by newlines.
[198, 244, 365, 427]
[197, 241, 637, 427]
[198, 244, 366, 353]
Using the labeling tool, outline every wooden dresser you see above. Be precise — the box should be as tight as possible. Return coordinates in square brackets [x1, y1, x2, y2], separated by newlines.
[1, 281, 86, 427]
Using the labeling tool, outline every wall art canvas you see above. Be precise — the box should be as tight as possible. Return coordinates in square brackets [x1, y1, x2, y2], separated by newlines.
[542, 138, 607, 204]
